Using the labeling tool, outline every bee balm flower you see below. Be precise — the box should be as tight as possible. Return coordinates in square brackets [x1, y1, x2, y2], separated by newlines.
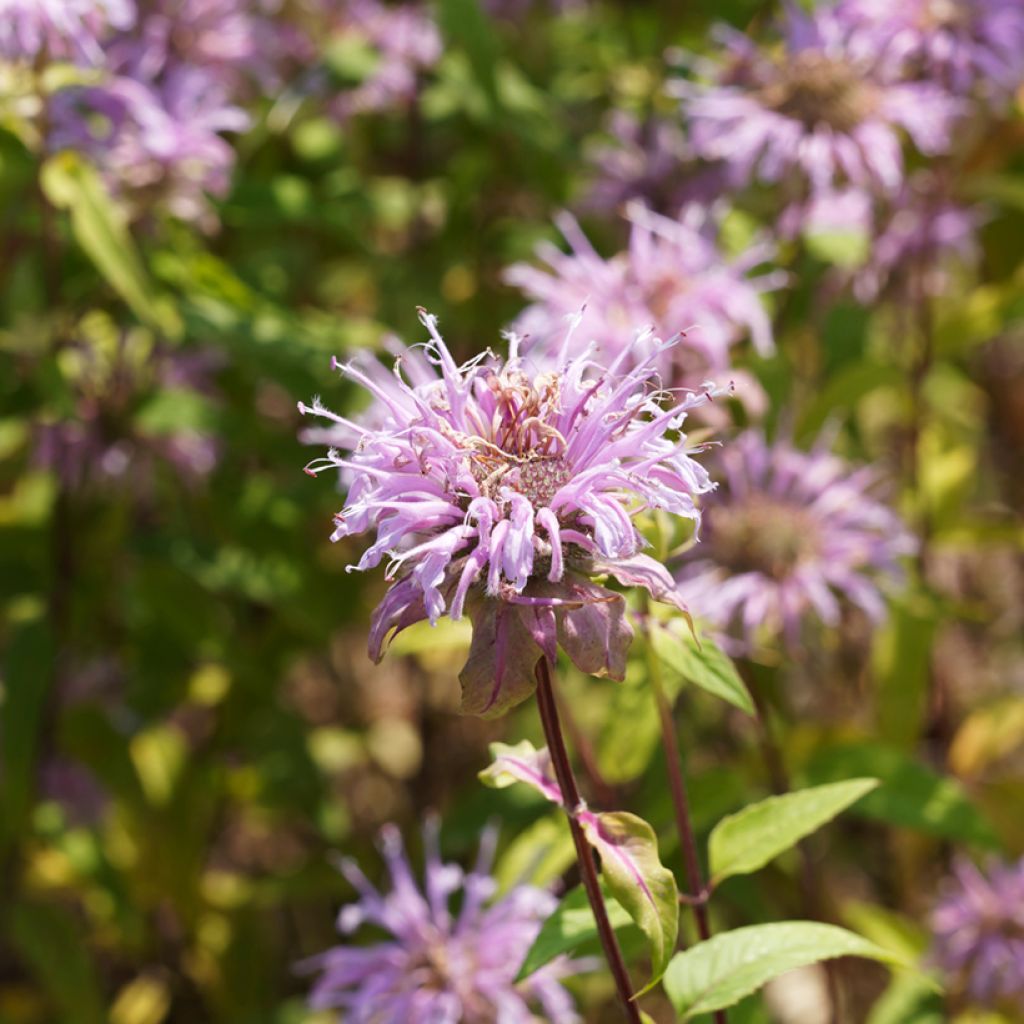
[303, 822, 587, 1023]
[675, 431, 914, 649]
[930, 857, 1024, 1010]
[677, 5, 960, 197]
[301, 310, 718, 716]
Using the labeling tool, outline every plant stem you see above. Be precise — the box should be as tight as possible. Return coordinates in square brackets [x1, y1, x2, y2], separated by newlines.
[645, 628, 728, 1024]
[535, 659, 641, 1024]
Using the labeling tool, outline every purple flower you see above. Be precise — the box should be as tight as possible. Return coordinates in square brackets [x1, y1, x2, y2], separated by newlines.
[930, 857, 1024, 1009]
[50, 66, 248, 226]
[330, 0, 442, 120]
[506, 203, 783, 396]
[0, 0, 134, 65]
[302, 821, 586, 1023]
[839, 0, 1024, 100]
[584, 110, 725, 216]
[852, 173, 982, 303]
[107, 0, 271, 90]
[675, 431, 914, 649]
[301, 309, 717, 715]
[677, 6, 961, 197]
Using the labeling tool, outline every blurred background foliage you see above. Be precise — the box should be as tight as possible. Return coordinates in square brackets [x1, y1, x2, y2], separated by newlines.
[0, 0, 1022, 1022]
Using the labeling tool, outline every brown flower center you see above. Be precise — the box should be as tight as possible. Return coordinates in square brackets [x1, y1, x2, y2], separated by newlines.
[760, 53, 878, 132]
[470, 451, 571, 507]
[707, 498, 820, 580]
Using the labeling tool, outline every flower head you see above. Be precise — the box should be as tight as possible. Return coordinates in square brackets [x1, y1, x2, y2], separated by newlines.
[839, 0, 1024, 100]
[678, 6, 961, 197]
[51, 66, 248, 226]
[303, 821, 586, 1023]
[506, 203, 782, 393]
[330, 0, 442, 120]
[675, 431, 914, 649]
[301, 310, 717, 715]
[0, 0, 134, 65]
[930, 857, 1024, 1009]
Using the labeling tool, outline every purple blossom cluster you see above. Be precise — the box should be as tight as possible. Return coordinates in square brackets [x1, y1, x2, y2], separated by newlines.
[0, 0, 134, 65]
[506, 202, 783, 401]
[301, 309, 718, 715]
[37, 0, 261, 227]
[838, 0, 1024, 101]
[676, 8, 960, 199]
[930, 857, 1024, 1009]
[675, 431, 915, 649]
[329, 0, 442, 121]
[303, 822, 586, 1023]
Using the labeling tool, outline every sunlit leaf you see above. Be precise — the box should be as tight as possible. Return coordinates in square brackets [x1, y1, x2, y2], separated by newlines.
[664, 922, 903, 1019]
[709, 779, 878, 883]
[579, 810, 679, 990]
[649, 620, 754, 715]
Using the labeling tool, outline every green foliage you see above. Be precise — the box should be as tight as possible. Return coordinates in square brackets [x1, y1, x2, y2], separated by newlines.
[648, 618, 754, 714]
[805, 741, 1002, 849]
[664, 922, 904, 1019]
[40, 153, 178, 335]
[708, 778, 879, 884]
[579, 810, 680, 991]
[515, 884, 636, 982]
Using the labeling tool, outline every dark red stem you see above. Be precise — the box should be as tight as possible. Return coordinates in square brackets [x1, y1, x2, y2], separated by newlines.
[535, 659, 641, 1024]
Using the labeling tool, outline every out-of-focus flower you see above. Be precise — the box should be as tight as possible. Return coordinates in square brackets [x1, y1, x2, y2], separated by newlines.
[301, 309, 717, 715]
[839, 0, 1024, 100]
[584, 110, 727, 216]
[930, 857, 1024, 1010]
[852, 173, 982, 302]
[677, 7, 961, 198]
[109, 0, 268, 90]
[302, 822, 586, 1023]
[506, 202, 782, 394]
[330, 0, 441, 120]
[51, 66, 248, 226]
[0, 0, 134, 65]
[675, 431, 914, 649]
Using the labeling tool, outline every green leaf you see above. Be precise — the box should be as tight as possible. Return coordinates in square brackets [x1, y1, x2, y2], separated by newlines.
[664, 922, 903, 1019]
[40, 152, 178, 334]
[579, 810, 679, 991]
[597, 657, 662, 783]
[649, 620, 754, 715]
[708, 779, 879, 883]
[438, 0, 501, 114]
[9, 900, 106, 1024]
[477, 740, 563, 805]
[804, 741, 1001, 848]
[516, 884, 634, 982]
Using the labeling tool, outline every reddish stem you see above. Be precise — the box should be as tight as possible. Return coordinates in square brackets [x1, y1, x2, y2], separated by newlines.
[535, 659, 641, 1024]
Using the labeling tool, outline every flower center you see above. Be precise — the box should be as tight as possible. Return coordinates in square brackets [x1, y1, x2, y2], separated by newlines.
[761, 53, 877, 132]
[707, 498, 820, 580]
[469, 451, 571, 507]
